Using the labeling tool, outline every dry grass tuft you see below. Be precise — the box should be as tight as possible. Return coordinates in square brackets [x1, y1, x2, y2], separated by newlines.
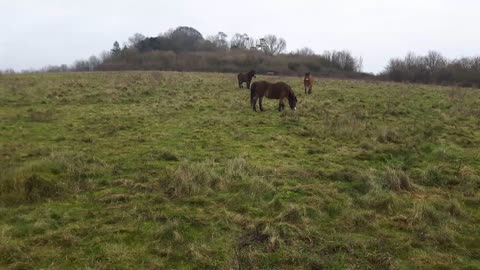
[382, 167, 415, 192]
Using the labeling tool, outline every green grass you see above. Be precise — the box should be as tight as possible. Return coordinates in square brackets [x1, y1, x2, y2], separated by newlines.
[1, 71, 480, 269]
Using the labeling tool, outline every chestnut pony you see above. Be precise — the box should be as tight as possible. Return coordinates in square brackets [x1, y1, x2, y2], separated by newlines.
[304, 72, 313, 94]
[250, 81, 297, 112]
[237, 70, 256, 89]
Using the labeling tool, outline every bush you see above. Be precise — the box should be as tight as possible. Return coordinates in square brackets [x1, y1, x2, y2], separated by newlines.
[383, 51, 480, 88]
[98, 39, 364, 77]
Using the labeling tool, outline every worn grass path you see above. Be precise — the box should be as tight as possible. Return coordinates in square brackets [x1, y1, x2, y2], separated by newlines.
[1, 71, 479, 269]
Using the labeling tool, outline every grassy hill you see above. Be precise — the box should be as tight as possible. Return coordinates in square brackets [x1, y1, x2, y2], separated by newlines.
[1, 71, 479, 269]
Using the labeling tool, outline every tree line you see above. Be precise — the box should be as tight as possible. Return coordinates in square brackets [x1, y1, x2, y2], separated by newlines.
[381, 51, 480, 88]
[3, 26, 479, 89]
[130, 27, 287, 56]
[95, 26, 364, 76]
[2, 26, 363, 77]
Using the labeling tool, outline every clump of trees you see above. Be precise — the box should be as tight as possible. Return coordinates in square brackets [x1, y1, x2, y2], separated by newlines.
[259, 35, 287, 56]
[131, 27, 289, 56]
[97, 26, 363, 76]
[135, 27, 210, 53]
[6, 24, 479, 87]
[12, 26, 363, 76]
[97, 49, 364, 77]
[30, 55, 104, 73]
[382, 51, 480, 88]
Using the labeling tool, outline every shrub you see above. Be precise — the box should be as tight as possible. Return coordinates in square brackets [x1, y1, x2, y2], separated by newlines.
[383, 52, 480, 87]
[98, 47, 365, 77]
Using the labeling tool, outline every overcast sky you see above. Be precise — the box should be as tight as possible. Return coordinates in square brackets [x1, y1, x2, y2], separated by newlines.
[1, 0, 479, 73]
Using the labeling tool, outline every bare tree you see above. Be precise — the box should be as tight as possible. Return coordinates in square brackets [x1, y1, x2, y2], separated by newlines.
[100, 50, 112, 62]
[207, 32, 229, 50]
[72, 60, 90, 72]
[472, 57, 480, 72]
[423, 51, 446, 72]
[217, 32, 228, 49]
[230, 33, 254, 50]
[404, 52, 419, 69]
[88, 56, 102, 71]
[322, 50, 361, 72]
[384, 58, 406, 81]
[356, 56, 363, 72]
[260, 35, 287, 55]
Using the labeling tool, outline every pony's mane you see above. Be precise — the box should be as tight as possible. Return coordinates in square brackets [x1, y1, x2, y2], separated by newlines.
[288, 87, 296, 100]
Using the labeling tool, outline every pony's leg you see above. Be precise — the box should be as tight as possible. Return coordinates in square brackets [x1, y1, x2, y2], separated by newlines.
[239, 81, 243, 88]
[252, 96, 258, 112]
[278, 100, 285, 112]
[247, 81, 251, 89]
[259, 97, 264, 111]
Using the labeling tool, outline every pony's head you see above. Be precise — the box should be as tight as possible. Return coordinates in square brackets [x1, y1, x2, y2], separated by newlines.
[288, 91, 298, 111]
[304, 72, 311, 77]
[248, 70, 256, 79]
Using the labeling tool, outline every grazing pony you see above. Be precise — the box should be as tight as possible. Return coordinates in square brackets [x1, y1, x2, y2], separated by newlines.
[250, 81, 297, 112]
[304, 72, 313, 94]
[237, 70, 256, 89]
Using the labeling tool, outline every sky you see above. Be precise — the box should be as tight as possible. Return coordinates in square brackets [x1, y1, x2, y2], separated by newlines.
[1, 0, 479, 73]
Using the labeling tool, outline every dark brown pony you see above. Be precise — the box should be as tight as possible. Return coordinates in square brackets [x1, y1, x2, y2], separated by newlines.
[304, 72, 313, 94]
[250, 81, 297, 112]
[238, 70, 256, 89]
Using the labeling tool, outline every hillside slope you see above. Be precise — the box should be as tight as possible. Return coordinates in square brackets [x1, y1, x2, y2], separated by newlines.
[1, 72, 479, 269]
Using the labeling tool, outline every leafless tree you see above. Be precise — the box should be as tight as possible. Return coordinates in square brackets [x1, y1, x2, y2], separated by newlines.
[471, 57, 480, 71]
[100, 50, 112, 62]
[322, 50, 362, 72]
[384, 58, 406, 81]
[207, 32, 229, 50]
[88, 56, 102, 71]
[72, 60, 90, 72]
[259, 35, 287, 55]
[423, 51, 447, 72]
[230, 33, 254, 50]
[404, 52, 420, 69]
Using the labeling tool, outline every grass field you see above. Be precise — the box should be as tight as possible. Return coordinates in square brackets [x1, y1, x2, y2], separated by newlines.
[1, 71, 479, 269]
